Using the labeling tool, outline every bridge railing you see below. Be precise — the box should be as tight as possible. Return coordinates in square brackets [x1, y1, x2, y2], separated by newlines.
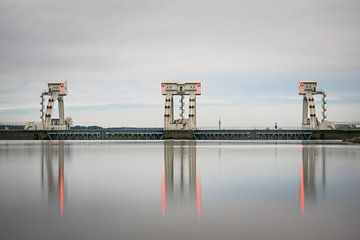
[195, 127, 309, 131]
[64, 128, 164, 133]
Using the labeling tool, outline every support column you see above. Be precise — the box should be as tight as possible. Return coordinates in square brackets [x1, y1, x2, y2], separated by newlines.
[170, 95, 174, 124]
[44, 95, 56, 129]
[189, 92, 196, 130]
[164, 94, 172, 130]
[58, 97, 65, 125]
[302, 96, 309, 127]
[320, 92, 327, 121]
[306, 92, 317, 129]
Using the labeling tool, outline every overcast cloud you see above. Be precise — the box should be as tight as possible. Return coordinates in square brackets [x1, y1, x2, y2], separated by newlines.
[0, 0, 359, 127]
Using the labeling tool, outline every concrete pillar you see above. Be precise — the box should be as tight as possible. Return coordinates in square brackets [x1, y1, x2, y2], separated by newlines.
[189, 92, 196, 130]
[164, 94, 173, 130]
[170, 95, 174, 124]
[302, 96, 309, 126]
[44, 95, 56, 129]
[58, 97, 65, 125]
[306, 92, 317, 129]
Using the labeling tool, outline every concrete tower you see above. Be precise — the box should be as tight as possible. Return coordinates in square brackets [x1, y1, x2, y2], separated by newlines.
[25, 81, 70, 130]
[161, 81, 201, 130]
[299, 81, 334, 130]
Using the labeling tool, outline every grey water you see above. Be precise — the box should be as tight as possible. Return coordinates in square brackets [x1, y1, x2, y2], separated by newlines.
[0, 140, 360, 240]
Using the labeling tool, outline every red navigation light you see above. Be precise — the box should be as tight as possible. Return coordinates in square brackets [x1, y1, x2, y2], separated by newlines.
[196, 82, 201, 94]
[161, 82, 167, 94]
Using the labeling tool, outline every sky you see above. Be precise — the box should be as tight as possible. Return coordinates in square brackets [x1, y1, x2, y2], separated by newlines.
[0, 0, 359, 128]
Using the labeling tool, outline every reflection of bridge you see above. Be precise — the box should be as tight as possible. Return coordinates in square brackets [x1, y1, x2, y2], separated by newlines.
[162, 141, 201, 217]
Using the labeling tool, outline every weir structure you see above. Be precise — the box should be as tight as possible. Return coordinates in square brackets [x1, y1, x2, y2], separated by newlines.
[25, 81, 70, 130]
[161, 81, 201, 130]
[3, 80, 359, 141]
[299, 81, 334, 130]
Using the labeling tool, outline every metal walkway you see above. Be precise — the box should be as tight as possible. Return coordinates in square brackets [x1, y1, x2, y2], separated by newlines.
[48, 130, 163, 140]
[48, 129, 313, 140]
[194, 130, 312, 140]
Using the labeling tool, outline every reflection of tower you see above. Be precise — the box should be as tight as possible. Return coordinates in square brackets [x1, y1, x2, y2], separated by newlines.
[41, 142, 65, 216]
[162, 141, 201, 217]
[299, 145, 327, 215]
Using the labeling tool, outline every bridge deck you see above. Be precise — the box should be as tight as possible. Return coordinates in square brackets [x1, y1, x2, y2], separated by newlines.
[194, 130, 312, 140]
[47, 129, 313, 140]
[48, 130, 164, 140]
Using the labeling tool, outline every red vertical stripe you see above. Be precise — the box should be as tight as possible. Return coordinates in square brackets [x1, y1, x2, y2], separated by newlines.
[196, 170, 201, 219]
[299, 163, 305, 216]
[59, 162, 64, 216]
[161, 167, 166, 216]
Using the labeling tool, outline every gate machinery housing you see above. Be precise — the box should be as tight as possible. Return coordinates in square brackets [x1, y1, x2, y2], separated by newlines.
[161, 81, 201, 130]
[299, 81, 334, 130]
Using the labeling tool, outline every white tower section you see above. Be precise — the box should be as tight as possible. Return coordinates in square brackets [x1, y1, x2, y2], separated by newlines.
[25, 81, 70, 130]
[43, 82, 68, 130]
[299, 81, 334, 130]
[161, 81, 201, 130]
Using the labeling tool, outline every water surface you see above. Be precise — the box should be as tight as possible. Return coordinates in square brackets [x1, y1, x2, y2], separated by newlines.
[0, 140, 359, 240]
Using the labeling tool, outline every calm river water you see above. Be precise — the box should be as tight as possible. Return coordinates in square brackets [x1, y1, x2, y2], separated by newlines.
[0, 140, 359, 240]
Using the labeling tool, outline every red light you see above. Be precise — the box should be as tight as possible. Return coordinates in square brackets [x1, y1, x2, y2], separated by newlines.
[161, 167, 166, 216]
[299, 163, 304, 216]
[196, 170, 201, 219]
[59, 161, 64, 216]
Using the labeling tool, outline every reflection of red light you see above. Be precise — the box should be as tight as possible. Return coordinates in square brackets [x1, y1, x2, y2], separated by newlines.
[59, 161, 64, 216]
[299, 163, 304, 216]
[196, 170, 201, 219]
[161, 167, 166, 216]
